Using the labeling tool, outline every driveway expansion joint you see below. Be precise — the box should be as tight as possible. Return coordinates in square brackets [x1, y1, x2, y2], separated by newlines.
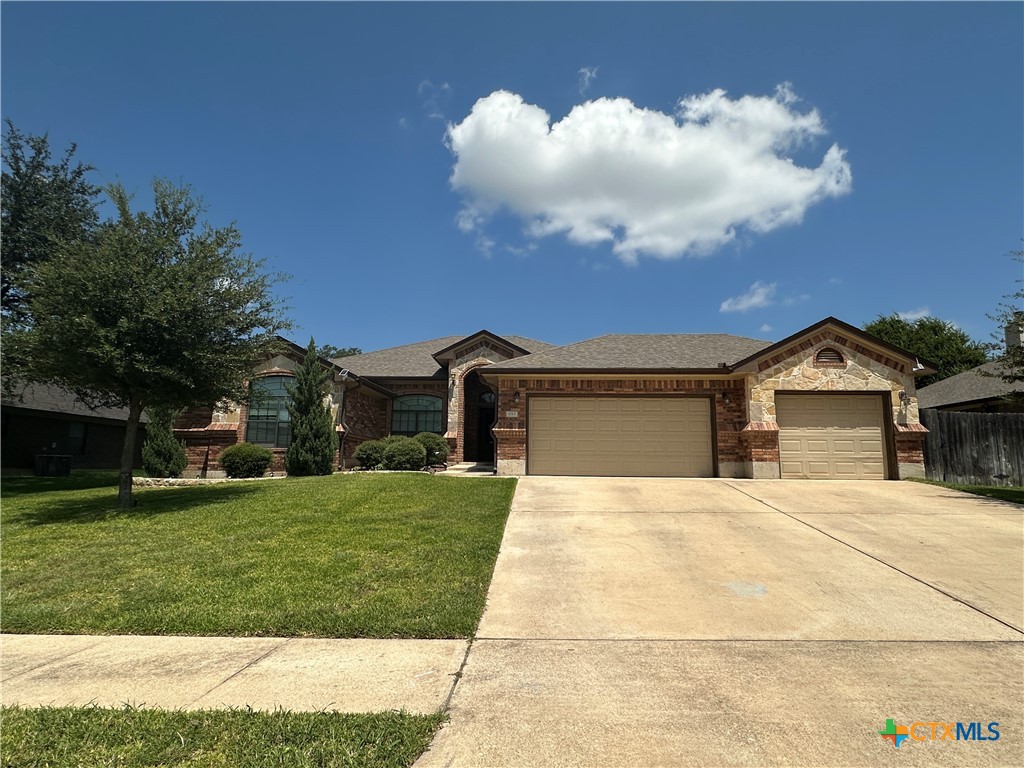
[0, 636, 109, 683]
[185, 637, 291, 708]
[440, 639, 473, 713]
[723, 482, 1024, 637]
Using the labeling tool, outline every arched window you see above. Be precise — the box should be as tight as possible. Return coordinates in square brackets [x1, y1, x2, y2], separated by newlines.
[479, 391, 496, 405]
[246, 375, 293, 448]
[392, 395, 443, 436]
[815, 347, 845, 365]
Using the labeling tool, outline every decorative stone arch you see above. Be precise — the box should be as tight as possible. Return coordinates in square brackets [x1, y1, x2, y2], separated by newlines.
[447, 357, 498, 463]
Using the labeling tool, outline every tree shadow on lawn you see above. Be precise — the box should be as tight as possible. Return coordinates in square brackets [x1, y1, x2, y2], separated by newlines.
[7, 482, 264, 526]
[1, 471, 121, 497]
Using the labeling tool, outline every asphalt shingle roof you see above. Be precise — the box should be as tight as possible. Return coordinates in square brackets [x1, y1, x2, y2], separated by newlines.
[334, 335, 554, 378]
[1, 382, 149, 423]
[916, 361, 1019, 408]
[489, 333, 772, 372]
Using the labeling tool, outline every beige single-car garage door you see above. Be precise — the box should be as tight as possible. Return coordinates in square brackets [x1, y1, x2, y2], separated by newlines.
[528, 397, 713, 477]
[776, 393, 888, 479]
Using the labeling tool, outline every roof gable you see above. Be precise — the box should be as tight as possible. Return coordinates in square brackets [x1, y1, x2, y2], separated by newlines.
[729, 317, 938, 377]
[337, 334, 553, 379]
[432, 330, 532, 364]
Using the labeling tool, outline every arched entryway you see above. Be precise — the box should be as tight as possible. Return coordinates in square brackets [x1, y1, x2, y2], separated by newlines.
[462, 369, 496, 462]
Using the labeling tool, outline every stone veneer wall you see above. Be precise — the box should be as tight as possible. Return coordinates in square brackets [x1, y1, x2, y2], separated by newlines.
[744, 330, 925, 479]
[494, 377, 747, 476]
[445, 348, 513, 463]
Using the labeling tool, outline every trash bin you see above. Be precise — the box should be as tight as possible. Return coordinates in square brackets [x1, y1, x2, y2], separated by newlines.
[34, 454, 72, 477]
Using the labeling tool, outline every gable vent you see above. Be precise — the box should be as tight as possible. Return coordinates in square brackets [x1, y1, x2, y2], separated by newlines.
[815, 347, 845, 364]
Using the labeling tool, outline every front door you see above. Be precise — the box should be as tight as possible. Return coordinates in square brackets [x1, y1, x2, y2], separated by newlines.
[476, 403, 495, 462]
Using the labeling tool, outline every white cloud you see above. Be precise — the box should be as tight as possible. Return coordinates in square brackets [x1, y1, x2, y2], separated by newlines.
[447, 85, 852, 264]
[504, 243, 538, 257]
[720, 281, 777, 313]
[760, 323, 773, 333]
[578, 66, 599, 95]
[418, 80, 452, 120]
[897, 307, 931, 321]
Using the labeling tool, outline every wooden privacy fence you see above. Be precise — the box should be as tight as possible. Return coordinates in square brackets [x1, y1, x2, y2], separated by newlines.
[920, 409, 1024, 486]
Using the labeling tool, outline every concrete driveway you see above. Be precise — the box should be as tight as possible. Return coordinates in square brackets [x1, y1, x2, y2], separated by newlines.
[418, 478, 1023, 767]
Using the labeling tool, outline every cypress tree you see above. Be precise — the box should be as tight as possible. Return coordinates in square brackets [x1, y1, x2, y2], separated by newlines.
[142, 408, 188, 478]
[285, 338, 338, 476]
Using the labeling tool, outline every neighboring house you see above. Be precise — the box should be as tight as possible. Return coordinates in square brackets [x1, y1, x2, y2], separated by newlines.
[1, 383, 148, 471]
[916, 322, 1023, 413]
[916, 360, 1022, 413]
[176, 318, 935, 481]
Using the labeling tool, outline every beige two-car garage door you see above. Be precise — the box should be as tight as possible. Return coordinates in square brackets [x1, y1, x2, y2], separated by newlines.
[528, 397, 713, 477]
[776, 393, 888, 479]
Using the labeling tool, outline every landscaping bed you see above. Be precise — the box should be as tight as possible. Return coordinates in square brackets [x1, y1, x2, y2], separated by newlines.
[1, 472, 515, 638]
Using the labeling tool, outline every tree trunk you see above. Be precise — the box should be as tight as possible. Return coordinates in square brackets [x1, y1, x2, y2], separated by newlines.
[118, 398, 143, 508]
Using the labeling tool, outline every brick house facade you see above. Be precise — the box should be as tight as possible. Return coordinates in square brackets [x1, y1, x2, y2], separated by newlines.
[176, 319, 933, 480]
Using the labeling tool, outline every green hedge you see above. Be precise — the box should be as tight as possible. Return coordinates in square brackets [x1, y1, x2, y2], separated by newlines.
[414, 432, 449, 465]
[219, 443, 273, 478]
[382, 438, 426, 471]
[354, 439, 387, 469]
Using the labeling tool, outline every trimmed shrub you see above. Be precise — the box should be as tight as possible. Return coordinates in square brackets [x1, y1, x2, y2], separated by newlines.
[414, 432, 449, 465]
[354, 439, 387, 469]
[382, 437, 426, 471]
[142, 408, 187, 478]
[381, 435, 408, 446]
[220, 442, 273, 478]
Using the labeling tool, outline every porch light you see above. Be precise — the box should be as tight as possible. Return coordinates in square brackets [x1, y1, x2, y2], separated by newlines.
[513, 390, 520, 405]
[722, 392, 731, 405]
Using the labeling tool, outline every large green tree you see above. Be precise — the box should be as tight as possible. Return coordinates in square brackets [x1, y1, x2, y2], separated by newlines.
[317, 344, 361, 359]
[863, 313, 989, 388]
[285, 339, 339, 476]
[13, 179, 290, 507]
[989, 249, 1023, 387]
[1, 120, 100, 327]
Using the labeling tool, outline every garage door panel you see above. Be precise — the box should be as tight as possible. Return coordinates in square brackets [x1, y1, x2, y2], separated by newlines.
[528, 397, 713, 477]
[776, 394, 887, 480]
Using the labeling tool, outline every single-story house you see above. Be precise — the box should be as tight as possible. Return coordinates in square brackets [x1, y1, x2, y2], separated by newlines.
[916, 322, 1023, 413]
[175, 317, 935, 480]
[1, 382, 148, 471]
[916, 361, 1023, 413]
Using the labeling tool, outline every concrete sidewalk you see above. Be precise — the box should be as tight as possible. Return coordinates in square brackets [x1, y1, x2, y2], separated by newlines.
[1, 634, 467, 714]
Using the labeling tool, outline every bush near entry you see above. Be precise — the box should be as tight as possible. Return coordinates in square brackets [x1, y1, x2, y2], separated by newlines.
[220, 443, 273, 478]
[354, 439, 387, 469]
[414, 432, 449, 465]
[382, 438, 426, 471]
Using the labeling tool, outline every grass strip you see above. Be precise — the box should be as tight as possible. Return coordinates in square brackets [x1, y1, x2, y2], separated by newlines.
[907, 477, 1023, 505]
[0, 704, 444, 768]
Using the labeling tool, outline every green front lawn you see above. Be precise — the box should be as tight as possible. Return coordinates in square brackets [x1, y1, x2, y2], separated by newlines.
[908, 477, 1024, 505]
[1, 473, 515, 638]
[0, 705, 444, 768]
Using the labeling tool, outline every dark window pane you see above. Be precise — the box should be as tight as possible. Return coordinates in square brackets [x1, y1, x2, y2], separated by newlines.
[246, 375, 294, 448]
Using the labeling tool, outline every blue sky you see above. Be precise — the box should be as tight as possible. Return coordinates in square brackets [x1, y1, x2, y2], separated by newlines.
[3, 2, 1021, 353]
